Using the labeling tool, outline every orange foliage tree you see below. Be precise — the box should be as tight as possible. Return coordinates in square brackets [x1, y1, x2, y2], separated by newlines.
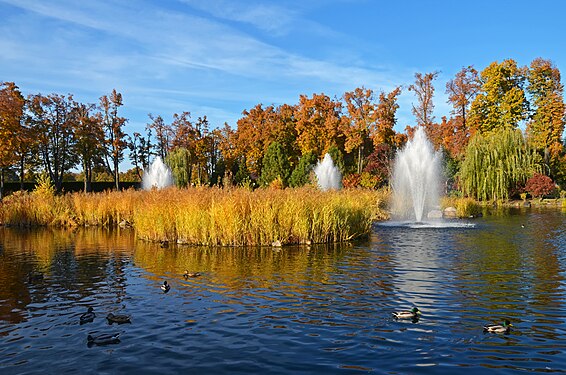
[295, 93, 344, 158]
[408, 71, 439, 135]
[0, 82, 25, 198]
[343, 87, 377, 174]
[526, 58, 566, 181]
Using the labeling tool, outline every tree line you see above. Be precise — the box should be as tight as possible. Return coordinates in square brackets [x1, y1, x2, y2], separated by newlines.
[0, 57, 565, 200]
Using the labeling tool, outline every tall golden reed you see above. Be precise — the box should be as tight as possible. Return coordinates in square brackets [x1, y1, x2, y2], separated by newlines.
[0, 187, 388, 246]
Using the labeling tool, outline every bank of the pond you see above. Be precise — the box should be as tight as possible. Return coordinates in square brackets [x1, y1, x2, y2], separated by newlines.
[0, 187, 389, 246]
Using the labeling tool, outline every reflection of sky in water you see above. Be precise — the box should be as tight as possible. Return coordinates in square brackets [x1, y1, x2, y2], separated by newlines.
[376, 226, 449, 308]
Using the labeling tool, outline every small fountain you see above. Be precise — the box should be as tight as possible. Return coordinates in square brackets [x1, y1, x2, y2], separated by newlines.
[142, 156, 173, 190]
[390, 127, 442, 223]
[314, 153, 342, 191]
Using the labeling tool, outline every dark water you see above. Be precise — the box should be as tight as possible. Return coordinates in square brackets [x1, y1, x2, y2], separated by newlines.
[1, 209, 565, 374]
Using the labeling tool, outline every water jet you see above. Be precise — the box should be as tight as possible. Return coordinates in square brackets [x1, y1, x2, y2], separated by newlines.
[142, 156, 173, 190]
[314, 153, 341, 191]
[390, 127, 442, 222]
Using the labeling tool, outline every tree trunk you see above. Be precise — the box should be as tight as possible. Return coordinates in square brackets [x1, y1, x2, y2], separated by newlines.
[19, 156, 25, 191]
[357, 146, 363, 174]
[83, 160, 92, 193]
[0, 167, 4, 200]
[114, 158, 120, 190]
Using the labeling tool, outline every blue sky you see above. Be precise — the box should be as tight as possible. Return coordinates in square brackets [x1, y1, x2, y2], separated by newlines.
[2, 0, 565, 140]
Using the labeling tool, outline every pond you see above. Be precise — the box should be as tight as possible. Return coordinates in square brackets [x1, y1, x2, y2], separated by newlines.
[1, 209, 565, 374]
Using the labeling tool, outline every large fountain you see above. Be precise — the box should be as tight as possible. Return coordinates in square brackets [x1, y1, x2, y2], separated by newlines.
[142, 156, 173, 190]
[390, 127, 442, 222]
[314, 153, 342, 191]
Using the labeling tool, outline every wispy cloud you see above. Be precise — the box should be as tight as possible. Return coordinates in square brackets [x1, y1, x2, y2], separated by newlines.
[0, 0, 415, 129]
[179, 0, 300, 35]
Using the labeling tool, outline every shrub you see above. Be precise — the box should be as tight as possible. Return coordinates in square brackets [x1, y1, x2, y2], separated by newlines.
[289, 152, 317, 188]
[260, 141, 290, 187]
[342, 173, 361, 189]
[525, 173, 556, 198]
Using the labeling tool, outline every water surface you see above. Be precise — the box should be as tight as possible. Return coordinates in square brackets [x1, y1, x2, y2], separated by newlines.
[1, 209, 565, 374]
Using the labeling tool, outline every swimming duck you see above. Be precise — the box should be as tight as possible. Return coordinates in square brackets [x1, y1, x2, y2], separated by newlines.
[106, 312, 131, 324]
[159, 240, 169, 248]
[87, 332, 120, 346]
[80, 307, 95, 324]
[28, 272, 44, 282]
[484, 319, 512, 333]
[392, 307, 421, 320]
[161, 280, 171, 293]
[183, 270, 201, 278]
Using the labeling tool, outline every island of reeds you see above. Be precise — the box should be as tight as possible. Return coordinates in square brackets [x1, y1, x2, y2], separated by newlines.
[0, 186, 389, 246]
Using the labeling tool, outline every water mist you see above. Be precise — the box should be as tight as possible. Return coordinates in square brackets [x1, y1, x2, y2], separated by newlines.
[314, 153, 342, 191]
[390, 127, 442, 222]
[142, 156, 173, 190]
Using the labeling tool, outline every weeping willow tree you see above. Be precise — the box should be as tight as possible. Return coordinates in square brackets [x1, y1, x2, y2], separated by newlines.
[459, 128, 541, 201]
[165, 147, 192, 188]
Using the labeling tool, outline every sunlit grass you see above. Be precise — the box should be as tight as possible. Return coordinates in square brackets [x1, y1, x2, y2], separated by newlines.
[441, 196, 483, 218]
[0, 186, 388, 246]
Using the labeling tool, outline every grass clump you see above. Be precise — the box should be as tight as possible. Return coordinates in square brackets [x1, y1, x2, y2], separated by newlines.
[441, 196, 482, 218]
[133, 187, 386, 246]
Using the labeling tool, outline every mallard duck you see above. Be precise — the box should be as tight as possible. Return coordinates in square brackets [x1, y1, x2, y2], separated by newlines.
[80, 307, 95, 324]
[183, 270, 201, 278]
[161, 280, 171, 293]
[87, 332, 120, 346]
[28, 272, 44, 282]
[106, 312, 131, 324]
[392, 307, 421, 320]
[484, 319, 512, 333]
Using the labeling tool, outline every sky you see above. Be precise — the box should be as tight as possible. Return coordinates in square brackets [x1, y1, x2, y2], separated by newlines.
[2, 0, 565, 147]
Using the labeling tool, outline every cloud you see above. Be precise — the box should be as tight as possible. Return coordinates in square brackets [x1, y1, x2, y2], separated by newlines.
[178, 0, 299, 35]
[0, 0, 416, 132]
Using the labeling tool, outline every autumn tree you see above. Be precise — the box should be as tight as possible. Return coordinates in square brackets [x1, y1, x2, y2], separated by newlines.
[468, 59, 529, 133]
[271, 104, 299, 167]
[233, 104, 276, 177]
[408, 71, 439, 133]
[525, 58, 566, 180]
[342, 87, 377, 174]
[446, 66, 481, 130]
[0, 82, 25, 198]
[128, 130, 152, 180]
[100, 89, 128, 190]
[73, 103, 105, 192]
[147, 114, 171, 160]
[295, 93, 344, 158]
[372, 87, 402, 148]
[28, 93, 78, 192]
[363, 143, 396, 187]
[214, 123, 237, 183]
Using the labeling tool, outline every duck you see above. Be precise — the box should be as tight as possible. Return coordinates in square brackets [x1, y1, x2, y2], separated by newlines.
[159, 240, 169, 248]
[484, 319, 513, 333]
[80, 307, 95, 325]
[28, 272, 44, 282]
[106, 312, 131, 324]
[161, 280, 171, 293]
[183, 270, 201, 278]
[87, 332, 120, 346]
[392, 307, 421, 320]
